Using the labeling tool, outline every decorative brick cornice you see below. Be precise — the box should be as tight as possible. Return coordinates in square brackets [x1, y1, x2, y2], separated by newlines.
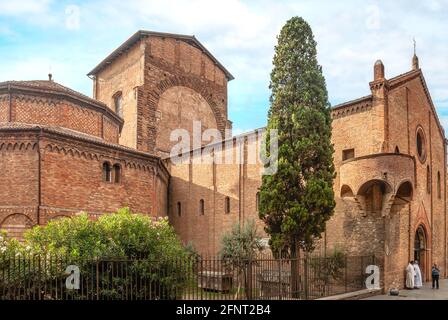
[0, 141, 37, 151]
[331, 97, 372, 119]
[0, 124, 169, 177]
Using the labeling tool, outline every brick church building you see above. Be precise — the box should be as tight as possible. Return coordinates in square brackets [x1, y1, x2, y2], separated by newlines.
[0, 30, 446, 290]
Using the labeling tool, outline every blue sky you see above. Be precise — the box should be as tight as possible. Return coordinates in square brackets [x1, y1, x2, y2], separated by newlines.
[0, 0, 447, 134]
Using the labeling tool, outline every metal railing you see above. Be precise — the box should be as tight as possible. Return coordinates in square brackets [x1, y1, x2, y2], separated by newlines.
[0, 253, 376, 300]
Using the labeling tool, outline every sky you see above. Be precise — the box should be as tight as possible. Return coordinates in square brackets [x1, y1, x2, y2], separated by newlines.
[0, 0, 447, 134]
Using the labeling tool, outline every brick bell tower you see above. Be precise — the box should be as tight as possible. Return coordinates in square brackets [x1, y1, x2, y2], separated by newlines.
[88, 31, 234, 156]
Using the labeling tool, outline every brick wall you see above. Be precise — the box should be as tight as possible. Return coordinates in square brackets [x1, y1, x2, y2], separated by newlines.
[0, 128, 168, 234]
[0, 94, 8, 122]
[40, 134, 161, 218]
[169, 131, 267, 255]
[95, 42, 144, 149]
[0, 132, 39, 238]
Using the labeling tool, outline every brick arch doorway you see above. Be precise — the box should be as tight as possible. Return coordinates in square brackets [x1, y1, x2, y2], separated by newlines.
[414, 225, 428, 282]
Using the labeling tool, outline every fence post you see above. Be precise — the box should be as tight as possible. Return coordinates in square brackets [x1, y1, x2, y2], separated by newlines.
[247, 259, 253, 300]
[96, 260, 99, 300]
[304, 254, 309, 300]
[278, 253, 282, 300]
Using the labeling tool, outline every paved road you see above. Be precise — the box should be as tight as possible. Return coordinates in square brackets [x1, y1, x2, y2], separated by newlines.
[364, 279, 448, 300]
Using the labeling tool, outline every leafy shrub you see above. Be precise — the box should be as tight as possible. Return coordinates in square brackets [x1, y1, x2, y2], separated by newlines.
[0, 208, 190, 300]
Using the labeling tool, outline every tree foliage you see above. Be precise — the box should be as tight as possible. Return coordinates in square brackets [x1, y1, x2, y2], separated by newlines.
[0, 208, 190, 300]
[259, 17, 336, 254]
[23, 207, 186, 260]
[220, 219, 263, 263]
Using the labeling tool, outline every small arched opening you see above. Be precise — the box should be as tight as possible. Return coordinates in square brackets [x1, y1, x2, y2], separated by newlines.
[0, 214, 34, 240]
[103, 162, 112, 182]
[340, 185, 354, 198]
[395, 181, 413, 203]
[113, 164, 121, 183]
[357, 179, 392, 215]
[199, 199, 205, 216]
[225, 196, 230, 214]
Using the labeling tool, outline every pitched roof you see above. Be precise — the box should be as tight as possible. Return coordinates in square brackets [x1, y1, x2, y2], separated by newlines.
[0, 80, 123, 128]
[87, 30, 234, 80]
[332, 95, 372, 110]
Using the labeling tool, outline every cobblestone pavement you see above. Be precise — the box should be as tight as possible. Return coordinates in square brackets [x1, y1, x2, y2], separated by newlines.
[364, 279, 448, 300]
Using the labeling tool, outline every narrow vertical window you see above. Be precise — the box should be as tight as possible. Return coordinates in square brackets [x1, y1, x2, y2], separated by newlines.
[113, 164, 121, 183]
[225, 197, 230, 214]
[113, 92, 123, 117]
[199, 199, 205, 215]
[437, 171, 441, 199]
[177, 202, 182, 217]
[103, 162, 112, 182]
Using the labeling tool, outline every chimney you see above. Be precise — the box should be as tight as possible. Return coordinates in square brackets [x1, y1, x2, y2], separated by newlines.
[48, 73, 53, 81]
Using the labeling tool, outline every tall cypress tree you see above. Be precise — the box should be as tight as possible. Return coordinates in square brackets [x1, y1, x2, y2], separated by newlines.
[259, 17, 335, 255]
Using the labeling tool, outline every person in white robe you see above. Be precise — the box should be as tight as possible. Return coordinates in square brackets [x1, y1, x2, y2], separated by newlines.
[406, 261, 415, 289]
[414, 260, 423, 288]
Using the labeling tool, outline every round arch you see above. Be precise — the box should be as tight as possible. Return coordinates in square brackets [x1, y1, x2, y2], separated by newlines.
[155, 86, 218, 154]
[0, 213, 34, 240]
[395, 180, 413, 202]
[148, 75, 226, 152]
[357, 179, 392, 196]
[340, 184, 354, 198]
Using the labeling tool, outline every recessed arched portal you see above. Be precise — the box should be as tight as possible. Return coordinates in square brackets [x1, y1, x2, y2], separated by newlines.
[414, 225, 428, 282]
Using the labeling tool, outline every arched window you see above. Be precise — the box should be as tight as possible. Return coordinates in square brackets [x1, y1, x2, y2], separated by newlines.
[427, 165, 431, 194]
[103, 162, 112, 182]
[177, 202, 182, 217]
[113, 92, 123, 117]
[199, 199, 205, 215]
[225, 197, 230, 214]
[256, 192, 260, 211]
[113, 164, 121, 183]
[395, 146, 400, 154]
[437, 171, 441, 199]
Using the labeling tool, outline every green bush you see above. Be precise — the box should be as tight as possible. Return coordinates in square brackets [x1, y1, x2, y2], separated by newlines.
[0, 208, 190, 300]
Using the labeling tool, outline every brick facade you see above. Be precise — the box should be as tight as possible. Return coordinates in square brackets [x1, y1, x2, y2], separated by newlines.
[1, 31, 446, 292]
[0, 81, 169, 239]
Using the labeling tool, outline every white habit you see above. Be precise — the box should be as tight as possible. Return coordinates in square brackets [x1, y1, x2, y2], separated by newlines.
[406, 263, 415, 288]
[414, 263, 422, 288]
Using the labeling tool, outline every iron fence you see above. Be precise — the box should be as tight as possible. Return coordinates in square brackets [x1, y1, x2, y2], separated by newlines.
[0, 253, 376, 300]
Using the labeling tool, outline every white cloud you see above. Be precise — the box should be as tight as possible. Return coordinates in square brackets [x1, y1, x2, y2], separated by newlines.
[0, 0, 51, 15]
[65, 5, 81, 31]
